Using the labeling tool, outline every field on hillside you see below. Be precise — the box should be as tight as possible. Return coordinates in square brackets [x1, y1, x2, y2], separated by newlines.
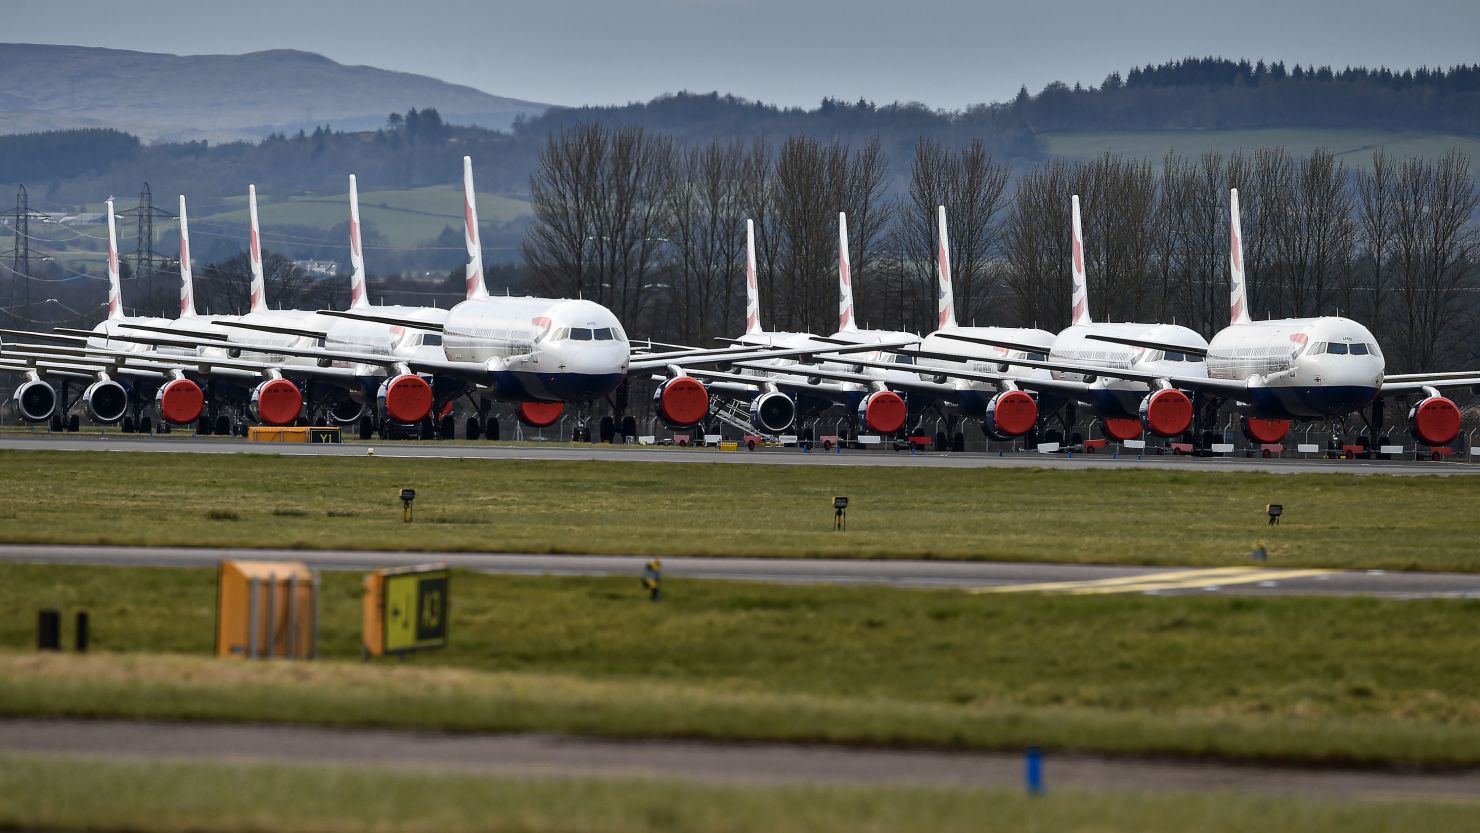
[1041, 128, 1480, 170]
[2, 449, 1480, 569]
[3, 563, 1480, 765]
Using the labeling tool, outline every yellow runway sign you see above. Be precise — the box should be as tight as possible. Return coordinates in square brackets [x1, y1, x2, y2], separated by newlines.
[363, 564, 449, 657]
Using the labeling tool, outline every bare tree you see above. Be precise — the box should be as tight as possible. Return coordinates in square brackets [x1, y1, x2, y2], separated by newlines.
[1354, 150, 1396, 335]
[1390, 151, 1478, 371]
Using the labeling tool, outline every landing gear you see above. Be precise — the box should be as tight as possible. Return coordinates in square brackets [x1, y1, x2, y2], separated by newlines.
[122, 415, 135, 434]
[465, 416, 482, 440]
[359, 415, 374, 440]
[599, 415, 616, 443]
[484, 416, 500, 441]
[139, 416, 152, 435]
[439, 414, 456, 440]
[621, 415, 637, 439]
[214, 415, 231, 436]
[951, 431, 965, 452]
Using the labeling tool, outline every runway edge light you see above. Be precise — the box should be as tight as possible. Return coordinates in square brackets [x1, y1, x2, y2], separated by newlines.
[833, 496, 848, 531]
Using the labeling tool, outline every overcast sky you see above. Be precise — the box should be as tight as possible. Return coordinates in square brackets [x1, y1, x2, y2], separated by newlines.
[9, 0, 1480, 111]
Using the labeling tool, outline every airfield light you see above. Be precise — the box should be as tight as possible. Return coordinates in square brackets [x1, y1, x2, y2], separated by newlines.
[641, 559, 663, 602]
[401, 488, 416, 523]
[1266, 504, 1282, 526]
[833, 496, 848, 531]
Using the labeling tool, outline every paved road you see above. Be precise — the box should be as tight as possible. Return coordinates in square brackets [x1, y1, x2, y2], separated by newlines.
[2, 434, 1477, 475]
[2, 719, 1476, 801]
[5, 544, 1479, 598]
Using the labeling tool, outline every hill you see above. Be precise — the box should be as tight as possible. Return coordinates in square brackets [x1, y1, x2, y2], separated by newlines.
[0, 43, 550, 142]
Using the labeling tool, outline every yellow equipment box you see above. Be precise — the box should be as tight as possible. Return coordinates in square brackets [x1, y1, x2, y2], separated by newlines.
[363, 564, 450, 657]
[247, 426, 341, 443]
[215, 560, 318, 659]
[719, 441, 738, 451]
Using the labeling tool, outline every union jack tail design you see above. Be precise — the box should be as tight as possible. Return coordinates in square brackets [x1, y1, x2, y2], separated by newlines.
[178, 195, 196, 317]
[837, 212, 856, 332]
[935, 205, 957, 330]
[1229, 188, 1252, 326]
[348, 175, 369, 309]
[247, 185, 267, 313]
[463, 156, 489, 300]
[105, 199, 122, 320]
[1070, 194, 1091, 325]
[744, 218, 761, 334]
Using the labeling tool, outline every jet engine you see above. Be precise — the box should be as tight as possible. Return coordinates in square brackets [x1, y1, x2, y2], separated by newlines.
[982, 390, 1037, 440]
[377, 373, 434, 425]
[1409, 395, 1461, 446]
[1138, 388, 1194, 438]
[12, 379, 57, 423]
[749, 390, 796, 433]
[82, 379, 128, 424]
[653, 377, 709, 428]
[516, 401, 564, 428]
[154, 378, 204, 426]
[1100, 418, 1142, 442]
[249, 378, 303, 426]
[856, 390, 907, 434]
[1240, 416, 1290, 444]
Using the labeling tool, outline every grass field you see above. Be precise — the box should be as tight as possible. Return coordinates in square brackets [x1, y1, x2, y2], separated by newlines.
[3, 449, 1480, 570]
[1041, 128, 1480, 171]
[3, 754, 1474, 833]
[4, 563, 1479, 765]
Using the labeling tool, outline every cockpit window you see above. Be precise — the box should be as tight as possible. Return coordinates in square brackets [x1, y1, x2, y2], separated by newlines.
[1028, 352, 1048, 362]
[421, 334, 442, 347]
[893, 354, 915, 366]
[570, 328, 593, 341]
[1327, 342, 1348, 355]
[593, 327, 614, 341]
[1349, 343, 1368, 355]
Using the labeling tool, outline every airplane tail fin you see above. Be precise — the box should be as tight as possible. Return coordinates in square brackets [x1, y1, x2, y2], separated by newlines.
[105, 199, 122, 320]
[744, 218, 762, 334]
[1070, 194, 1092, 325]
[178, 195, 196, 318]
[462, 156, 490, 300]
[348, 175, 369, 309]
[935, 205, 957, 330]
[838, 212, 856, 332]
[1229, 188, 1252, 326]
[247, 185, 268, 313]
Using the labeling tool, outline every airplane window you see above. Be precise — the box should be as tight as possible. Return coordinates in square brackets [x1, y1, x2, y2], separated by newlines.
[1028, 353, 1047, 362]
[593, 327, 613, 341]
[894, 354, 915, 366]
[571, 328, 593, 341]
[1349, 343, 1368, 355]
[421, 334, 443, 347]
[1165, 351, 1183, 362]
[1327, 342, 1348, 355]
[1186, 353, 1204, 363]
[611, 324, 628, 342]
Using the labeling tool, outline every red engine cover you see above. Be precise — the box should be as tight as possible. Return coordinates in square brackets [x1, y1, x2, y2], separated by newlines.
[987, 390, 1037, 436]
[1140, 388, 1193, 438]
[381, 374, 434, 425]
[657, 377, 709, 427]
[1410, 395, 1461, 446]
[155, 378, 204, 426]
[516, 401, 565, 428]
[861, 391, 907, 433]
[253, 379, 302, 426]
[1102, 418, 1142, 442]
[1241, 417, 1290, 444]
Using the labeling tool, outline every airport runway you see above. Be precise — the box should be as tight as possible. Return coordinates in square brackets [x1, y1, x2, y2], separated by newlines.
[5, 544, 1479, 598]
[2, 719, 1477, 801]
[1, 433, 1478, 474]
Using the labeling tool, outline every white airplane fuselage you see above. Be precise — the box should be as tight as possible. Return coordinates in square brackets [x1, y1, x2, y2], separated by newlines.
[1207, 316, 1384, 419]
[1050, 322, 1209, 419]
[918, 325, 1056, 416]
[443, 297, 629, 402]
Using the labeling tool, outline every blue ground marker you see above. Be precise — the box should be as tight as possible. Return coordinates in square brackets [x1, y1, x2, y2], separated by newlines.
[1026, 746, 1044, 795]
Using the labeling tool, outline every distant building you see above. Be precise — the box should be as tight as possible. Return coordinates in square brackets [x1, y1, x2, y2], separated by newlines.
[293, 259, 339, 277]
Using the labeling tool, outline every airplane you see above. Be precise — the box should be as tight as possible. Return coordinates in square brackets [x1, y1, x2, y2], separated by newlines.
[979, 189, 1480, 452]
[916, 195, 1211, 448]
[3, 198, 207, 433]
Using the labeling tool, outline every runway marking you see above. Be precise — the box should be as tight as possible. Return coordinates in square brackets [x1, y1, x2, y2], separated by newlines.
[970, 567, 1241, 594]
[972, 567, 1336, 596]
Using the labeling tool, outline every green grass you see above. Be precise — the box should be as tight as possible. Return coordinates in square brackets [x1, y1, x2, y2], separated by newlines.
[195, 185, 531, 248]
[3, 754, 1475, 833]
[1041, 128, 1480, 171]
[4, 564, 1480, 765]
[3, 449, 1480, 570]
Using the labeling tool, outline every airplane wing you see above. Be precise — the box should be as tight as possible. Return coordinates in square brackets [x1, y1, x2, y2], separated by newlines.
[731, 360, 961, 398]
[3, 340, 361, 385]
[1380, 377, 1480, 395]
[1084, 333, 1210, 356]
[316, 309, 445, 332]
[630, 339, 919, 371]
